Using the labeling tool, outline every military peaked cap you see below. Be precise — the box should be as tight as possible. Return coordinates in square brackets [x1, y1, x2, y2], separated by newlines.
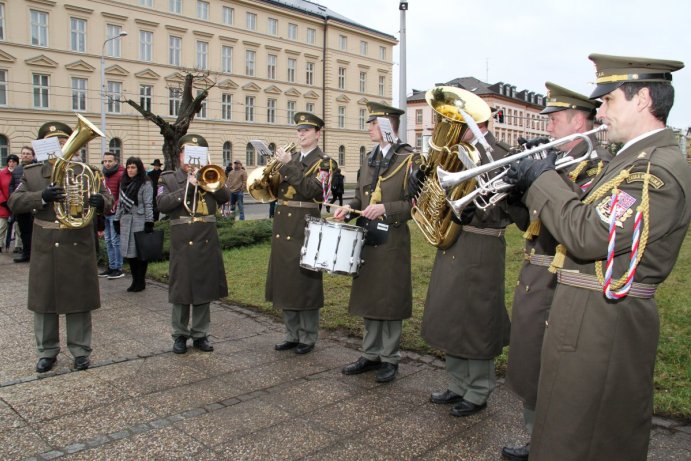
[294, 112, 324, 130]
[541, 82, 600, 115]
[588, 53, 684, 99]
[366, 102, 405, 123]
[37, 121, 73, 140]
[177, 134, 208, 149]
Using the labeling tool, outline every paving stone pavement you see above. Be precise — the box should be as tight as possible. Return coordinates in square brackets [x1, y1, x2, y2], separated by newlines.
[0, 251, 689, 460]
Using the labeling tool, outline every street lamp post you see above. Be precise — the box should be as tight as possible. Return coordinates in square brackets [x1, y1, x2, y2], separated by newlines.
[101, 31, 127, 155]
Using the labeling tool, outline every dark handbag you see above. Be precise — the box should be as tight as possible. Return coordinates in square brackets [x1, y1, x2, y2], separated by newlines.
[134, 229, 164, 261]
[356, 216, 389, 246]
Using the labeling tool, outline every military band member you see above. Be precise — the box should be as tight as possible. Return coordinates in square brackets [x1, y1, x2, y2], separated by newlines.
[422, 113, 529, 416]
[8, 121, 112, 373]
[502, 83, 610, 461]
[506, 55, 690, 461]
[268, 112, 336, 355]
[157, 134, 230, 354]
[334, 102, 420, 383]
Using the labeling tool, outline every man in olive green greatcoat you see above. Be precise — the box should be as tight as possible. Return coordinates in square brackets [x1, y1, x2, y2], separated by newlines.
[267, 112, 336, 355]
[506, 54, 690, 461]
[9, 121, 112, 373]
[334, 102, 421, 383]
[422, 102, 529, 417]
[157, 134, 230, 354]
[502, 82, 611, 461]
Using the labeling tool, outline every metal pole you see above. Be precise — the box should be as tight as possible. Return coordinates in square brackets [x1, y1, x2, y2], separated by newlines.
[398, 1, 408, 143]
[100, 31, 127, 155]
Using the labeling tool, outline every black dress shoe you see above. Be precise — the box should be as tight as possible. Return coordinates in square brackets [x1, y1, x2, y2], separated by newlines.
[36, 357, 56, 373]
[375, 362, 398, 383]
[430, 389, 463, 404]
[295, 343, 314, 355]
[13, 255, 30, 263]
[342, 357, 382, 375]
[193, 337, 214, 352]
[274, 341, 299, 351]
[173, 336, 188, 354]
[74, 356, 90, 371]
[450, 399, 487, 417]
[501, 443, 530, 460]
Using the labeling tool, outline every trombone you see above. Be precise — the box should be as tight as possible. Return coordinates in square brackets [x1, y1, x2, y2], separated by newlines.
[438, 124, 608, 215]
[183, 155, 227, 216]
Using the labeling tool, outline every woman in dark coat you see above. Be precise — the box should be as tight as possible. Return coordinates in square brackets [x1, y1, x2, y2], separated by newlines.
[114, 157, 154, 292]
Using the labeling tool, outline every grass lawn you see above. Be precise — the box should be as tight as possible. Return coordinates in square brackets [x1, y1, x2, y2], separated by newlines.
[148, 222, 690, 420]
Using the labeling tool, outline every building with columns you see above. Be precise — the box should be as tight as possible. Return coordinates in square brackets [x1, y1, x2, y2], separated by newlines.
[0, 0, 396, 181]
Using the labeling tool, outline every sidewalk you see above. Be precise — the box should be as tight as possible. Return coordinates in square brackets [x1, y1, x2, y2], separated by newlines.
[0, 253, 688, 460]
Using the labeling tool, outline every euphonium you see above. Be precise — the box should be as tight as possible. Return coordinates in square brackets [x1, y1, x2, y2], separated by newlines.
[51, 114, 105, 229]
[247, 142, 296, 203]
[410, 87, 492, 249]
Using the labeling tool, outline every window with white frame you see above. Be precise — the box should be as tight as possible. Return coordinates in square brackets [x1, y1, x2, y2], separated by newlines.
[359, 72, 366, 93]
[71, 77, 87, 111]
[169, 0, 181, 14]
[221, 46, 233, 73]
[221, 93, 232, 120]
[338, 145, 345, 166]
[267, 18, 277, 36]
[70, 18, 86, 53]
[245, 50, 255, 76]
[338, 106, 345, 128]
[0, 70, 7, 106]
[267, 54, 276, 80]
[107, 81, 121, 113]
[246, 12, 256, 31]
[288, 23, 297, 40]
[359, 40, 368, 56]
[416, 109, 423, 124]
[0, 135, 8, 165]
[139, 84, 152, 112]
[140, 30, 153, 62]
[196, 41, 208, 70]
[287, 100, 296, 124]
[245, 96, 254, 122]
[338, 67, 346, 90]
[30, 10, 48, 47]
[106, 24, 124, 57]
[306, 28, 316, 44]
[267, 98, 276, 123]
[287, 58, 296, 83]
[169, 36, 181, 66]
[415, 133, 423, 151]
[169, 88, 181, 116]
[222, 141, 232, 165]
[140, 0, 153, 7]
[358, 108, 366, 130]
[359, 146, 366, 165]
[305, 102, 314, 113]
[339, 35, 347, 51]
[0, 4, 5, 41]
[222, 6, 234, 25]
[245, 142, 254, 166]
[379, 46, 386, 60]
[378, 75, 385, 96]
[32, 73, 49, 108]
[107, 139, 119, 158]
[197, 0, 209, 20]
[196, 90, 206, 118]
[306, 62, 314, 86]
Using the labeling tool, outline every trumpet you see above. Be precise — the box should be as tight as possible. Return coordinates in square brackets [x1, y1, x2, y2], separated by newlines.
[183, 156, 227, 216]
[438, 124, 608, 215]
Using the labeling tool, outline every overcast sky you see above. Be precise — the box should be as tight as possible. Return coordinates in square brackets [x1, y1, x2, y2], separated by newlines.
[316, 0, 691, 129]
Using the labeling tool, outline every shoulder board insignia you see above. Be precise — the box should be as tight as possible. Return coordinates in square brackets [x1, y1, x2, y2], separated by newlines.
[625, 172, 663, 189]
[637, 151, 648, 159]
[586, 167, 599, 177]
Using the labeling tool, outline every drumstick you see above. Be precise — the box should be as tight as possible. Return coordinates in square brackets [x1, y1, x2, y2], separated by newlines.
[322, 203, 364, 215]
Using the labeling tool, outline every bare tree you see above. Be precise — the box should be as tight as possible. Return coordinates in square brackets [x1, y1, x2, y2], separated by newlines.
[125, 71, 216, 170]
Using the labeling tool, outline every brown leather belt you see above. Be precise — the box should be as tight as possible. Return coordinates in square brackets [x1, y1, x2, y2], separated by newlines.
[557, 270, 658, 299]
[278, 200, 319, 209]
[524, 254, 554, 267]
[462, 225, 505, 238]
[34, 218, 63, 229]
[170, 215, 216, 226]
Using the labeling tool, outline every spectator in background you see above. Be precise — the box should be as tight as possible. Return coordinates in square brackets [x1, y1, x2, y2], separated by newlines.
[0, 154, 18, 252]
[226, 160, 247, 220]
[11, 146, 36, 262]
[100, 152, 125, 279]
[326, 168, 344, 213]
[147, 159, 163, 221]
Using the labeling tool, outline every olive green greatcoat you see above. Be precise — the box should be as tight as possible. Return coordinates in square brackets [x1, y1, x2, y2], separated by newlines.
[421, 134, 527, 358]
[348, 141, 418, 320]
[157, 169, 229, 305]
[525, 128, 691, 461]
[8, 162, 113, 314]
[265, 147, 334, 310]
[505, 138, 611, 407]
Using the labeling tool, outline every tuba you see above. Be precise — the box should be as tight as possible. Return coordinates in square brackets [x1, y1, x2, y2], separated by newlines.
[410, 87, 492, 249]
[247, 142, 296, 203]
[51, 114, 105, 229]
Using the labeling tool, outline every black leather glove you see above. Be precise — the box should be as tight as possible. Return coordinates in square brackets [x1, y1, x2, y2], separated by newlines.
[451, 203, 476, 226]
[113, 220, 120, 234]
[88, 193, 105, 212]
[407, 167, 427, 198]
[144, 221, 154, 233]
[41, 185, 65, 203]
[505, 153, 558, 192]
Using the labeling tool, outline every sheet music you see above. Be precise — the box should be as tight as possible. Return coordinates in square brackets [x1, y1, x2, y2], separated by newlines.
[32, 138, 63, 162]
[183, 146, 209, 167]
[249, 139, 274, 159]
[376, 117, 395, 144]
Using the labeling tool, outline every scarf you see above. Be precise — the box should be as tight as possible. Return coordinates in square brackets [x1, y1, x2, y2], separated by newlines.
[102, 163, 120, 177]
[119, 175, 143, 213]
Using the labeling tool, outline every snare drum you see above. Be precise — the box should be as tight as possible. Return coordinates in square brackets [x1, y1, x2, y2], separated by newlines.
[300, 217, 365, 275]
